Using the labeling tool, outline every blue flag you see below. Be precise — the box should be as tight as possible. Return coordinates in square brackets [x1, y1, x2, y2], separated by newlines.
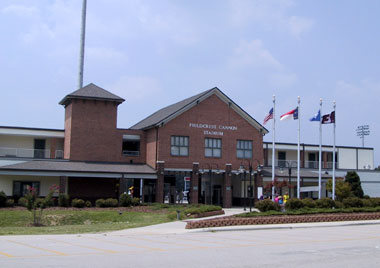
[310, 110, 320, 122]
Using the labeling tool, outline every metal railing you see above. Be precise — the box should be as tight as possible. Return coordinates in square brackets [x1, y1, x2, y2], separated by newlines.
[55, 150, 64, 159]
[0, 147, 65, 159]
[267, 159, 338, 169]
[122, 150, 140, 156]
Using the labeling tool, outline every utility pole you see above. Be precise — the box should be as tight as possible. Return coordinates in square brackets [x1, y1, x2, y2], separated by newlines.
[78, 0, 87, 89]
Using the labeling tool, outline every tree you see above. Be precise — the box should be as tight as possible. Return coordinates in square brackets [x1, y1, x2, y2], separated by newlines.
[25, 184, 59, 226]
[326, 178, 352, 201]
[345, 171, 364, 198]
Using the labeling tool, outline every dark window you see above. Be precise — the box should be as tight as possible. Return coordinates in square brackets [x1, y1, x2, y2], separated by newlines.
[278, 151, 286, 167]
[13, 181, 40, 197]
[34, 139, 46, 158]
[205, 138, 221, 158]
[171, 136, 189, 156]
[122, 135, 140, 156]
[237, 140, 252, 159]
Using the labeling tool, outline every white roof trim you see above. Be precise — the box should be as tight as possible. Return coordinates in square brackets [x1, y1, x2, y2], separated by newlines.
[0, 127, 64, 138]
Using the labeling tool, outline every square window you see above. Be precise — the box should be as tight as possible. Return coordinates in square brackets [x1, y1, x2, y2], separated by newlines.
[205, 138, 222, 158]
[171, 136, 189, 156]
[237, 140, 253, 159]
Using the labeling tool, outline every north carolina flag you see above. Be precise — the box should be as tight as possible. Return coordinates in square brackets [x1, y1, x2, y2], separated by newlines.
[280, 107, 298, 121]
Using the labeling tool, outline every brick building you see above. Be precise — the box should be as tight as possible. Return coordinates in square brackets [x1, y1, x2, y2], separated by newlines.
[1, 83, 378, 205]
[0, 84, 268, 207]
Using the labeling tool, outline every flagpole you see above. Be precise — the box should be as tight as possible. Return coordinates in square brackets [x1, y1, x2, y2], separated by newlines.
[272, 95, 276, 201]
[297, 96, 301, 199]
[332, 101, 336, 200]
[318, 98, 322, 199]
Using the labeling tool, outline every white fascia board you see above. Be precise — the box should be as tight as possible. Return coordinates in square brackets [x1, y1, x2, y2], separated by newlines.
[0, 128, 64, 138]
[0, 170, 157, 179]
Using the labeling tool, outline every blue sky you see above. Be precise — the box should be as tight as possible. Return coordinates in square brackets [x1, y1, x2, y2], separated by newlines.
[1, 0, 379, 166]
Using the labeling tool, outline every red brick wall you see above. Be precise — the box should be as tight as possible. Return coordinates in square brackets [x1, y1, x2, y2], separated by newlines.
[63, 103, 72, 159]
[64, 99, 120, 162]
[116, 129, 146, 164]
[146, 128, 158, 169]
[155, 94, 264, 170]
[63, 99, 147, 163]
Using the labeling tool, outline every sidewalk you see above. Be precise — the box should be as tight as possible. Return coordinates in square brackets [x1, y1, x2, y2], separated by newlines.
[109, 208, 380, 236]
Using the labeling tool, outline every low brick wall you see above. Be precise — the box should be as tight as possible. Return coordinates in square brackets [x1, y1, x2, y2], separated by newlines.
[185, 212, 380, 229]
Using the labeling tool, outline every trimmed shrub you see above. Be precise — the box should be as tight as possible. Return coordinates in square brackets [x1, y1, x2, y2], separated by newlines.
[362, 199, 373, 208]
[6, 199, 14, 207]
[255, 200, 281, 212]
[0, 191, 7, 207]
[119, 194, 132, 207]
[18, 197, 28, 207]
[71, 198, 85, 208]
[58, 194, 70, 207]
[104, 198, 118, 207]
[334, 201, 344, 208]
[85, 201, 92, 207]
[285, 198, 304, 210]
[301, 198, 316, 208]
[96, 199, 106, 208]
[342, 197, 363, 208]
[131, 197, 140, 206]
[369, 198, 380, 207]
[316, 198, 335, 209]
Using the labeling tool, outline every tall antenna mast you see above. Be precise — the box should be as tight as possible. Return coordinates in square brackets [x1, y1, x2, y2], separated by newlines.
[78, 0, 87, 89]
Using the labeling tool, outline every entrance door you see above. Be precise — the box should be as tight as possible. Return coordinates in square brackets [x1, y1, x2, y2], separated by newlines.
[212, 185, 222, 206]
[34, 139, 46, 158]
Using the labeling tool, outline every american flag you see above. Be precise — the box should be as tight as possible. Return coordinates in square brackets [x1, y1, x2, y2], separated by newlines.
[263, 108, 273, 125]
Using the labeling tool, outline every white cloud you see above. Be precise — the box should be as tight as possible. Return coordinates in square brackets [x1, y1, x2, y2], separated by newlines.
[288, 16, 314, 38]
[228, 0, 314, 38]
[1, 4, 39, 17]
[107, 76, 163, 101]
[230, 39, 282, 69]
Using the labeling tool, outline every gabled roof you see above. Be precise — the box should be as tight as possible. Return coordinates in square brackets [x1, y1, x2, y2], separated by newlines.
[130, 87, 268, 134]
[59, 83, 125, 106]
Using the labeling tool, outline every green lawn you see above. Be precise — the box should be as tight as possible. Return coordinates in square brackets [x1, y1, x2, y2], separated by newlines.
[0, 204, 222, 235]
[0, 209, 171, 235]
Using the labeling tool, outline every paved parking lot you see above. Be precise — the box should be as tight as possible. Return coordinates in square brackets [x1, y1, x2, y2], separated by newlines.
[1, 223, 380, 267]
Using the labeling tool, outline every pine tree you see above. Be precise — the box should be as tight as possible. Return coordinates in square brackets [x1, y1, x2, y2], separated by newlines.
[345, 171, 364, 198]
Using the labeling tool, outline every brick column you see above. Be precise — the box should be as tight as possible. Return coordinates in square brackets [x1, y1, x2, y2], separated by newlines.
[59, 176, 68, 194]
[322, 152, 327, 168]
[300, 150, 305, 168]
[155, 161, 165, 203]
[190, 162, 199, 204]
[50, 138, 57, 159]
[223, 164, 232, 208]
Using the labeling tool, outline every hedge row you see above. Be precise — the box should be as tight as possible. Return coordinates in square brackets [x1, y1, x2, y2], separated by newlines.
[13, 194, 142, 208]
